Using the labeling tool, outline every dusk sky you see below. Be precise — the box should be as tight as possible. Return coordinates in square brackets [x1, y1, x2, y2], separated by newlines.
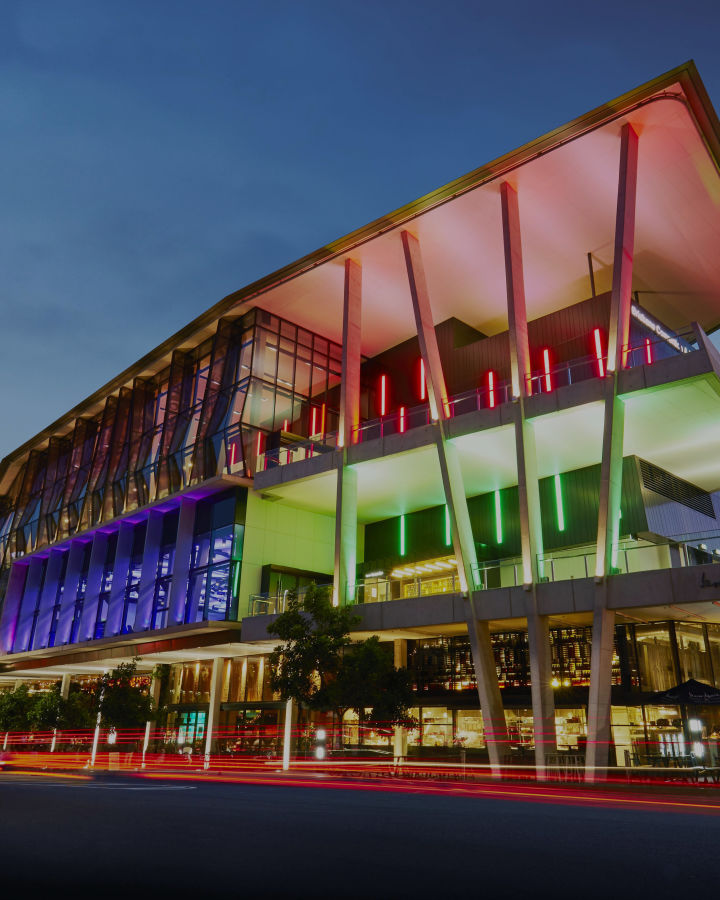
[1, 0, 719, 457]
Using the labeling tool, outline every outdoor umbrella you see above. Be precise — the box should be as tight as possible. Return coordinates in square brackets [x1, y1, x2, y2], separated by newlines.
[653, 679, 720, 705]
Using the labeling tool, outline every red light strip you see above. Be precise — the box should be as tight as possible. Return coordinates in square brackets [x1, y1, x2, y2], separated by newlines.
[542, 349, 552, 392]
[645, 337, 652, 365]
[380, 375, 387, 417]
[487, 371, 496, 408]
[593, 328, 605, 378]
[419, 359, 426, 401]
[399, 406, 406, 433]
[230, 443, 237, 466]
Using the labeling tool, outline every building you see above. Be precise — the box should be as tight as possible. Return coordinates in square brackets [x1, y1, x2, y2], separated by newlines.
[2, 61, 720, 775]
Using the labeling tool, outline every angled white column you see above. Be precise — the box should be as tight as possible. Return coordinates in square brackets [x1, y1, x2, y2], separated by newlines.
[54, 540, 88, 646]
[136, 511, 165, 632]
[78, 532, 110, 643]
[338, 258, 362, 449]
[105, 522, 135, 636]
[401, 229, 509, 770]
[333, 462, 357, 607]
[32, 550, 66, 650]
[500, 181, 555, 774]
[204, 657, 227, 765]
[587, 123, 639, 780]
[168, 499, 197, 626]
[12, 556, 45, 652]
[333, 259, 362, 608]
[0, 562, 29, 654]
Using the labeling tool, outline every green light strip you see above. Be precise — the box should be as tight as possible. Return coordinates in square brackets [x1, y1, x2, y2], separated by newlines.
[554, 474, 565, 532]
[494, 491, 503, 544]
[444, 505, 451, 546]
[232, 561, 241, 597]
[400, 514, 406, 556]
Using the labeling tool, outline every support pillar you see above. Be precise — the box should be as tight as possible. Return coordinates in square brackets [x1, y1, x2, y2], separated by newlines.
[333, 463, 357, 607]
[143, 671, 162, 767]
[78, 532, 110, 643]
[333, 259, 362, 607]
[12, 556, 45, 653]
[282, 698, 296, 771]
[401, 229, 509, 770]
[32, 550, 65, 650]
[168, 498, 197, 626]
[393, 640, 408, 763]
[0, 562, 29, 654]
[501, 180, 555, 773]
[136, 511, 165, 631]
[203, 657, 227, 768]
[587, 124, 638, 780]
[54, 540, 87, 647]
[105, 521, 135, 636]
[60, 673, 72, 700]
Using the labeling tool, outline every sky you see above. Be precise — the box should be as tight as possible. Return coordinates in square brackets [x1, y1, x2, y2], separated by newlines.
[1, 0, 720, 458]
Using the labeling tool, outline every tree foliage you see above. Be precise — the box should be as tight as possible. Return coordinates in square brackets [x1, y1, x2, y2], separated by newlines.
[269, 584, 359, 707]
[92, 660, 155, 730]
[269, 585, 415, 728]
[0, 659, 154, 733]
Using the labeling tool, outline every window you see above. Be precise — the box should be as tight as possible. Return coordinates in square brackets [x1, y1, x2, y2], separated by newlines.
[185, 494, 237, 624]
[121, 523, 146, 634]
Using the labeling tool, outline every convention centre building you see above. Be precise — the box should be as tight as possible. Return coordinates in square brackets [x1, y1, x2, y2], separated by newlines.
[3, 61, 720, 775]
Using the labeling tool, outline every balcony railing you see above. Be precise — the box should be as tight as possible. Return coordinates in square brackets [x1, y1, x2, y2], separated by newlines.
[256, 435, 337, 473]
[247, 583, 333, 616]
[538, 534, 720, 583]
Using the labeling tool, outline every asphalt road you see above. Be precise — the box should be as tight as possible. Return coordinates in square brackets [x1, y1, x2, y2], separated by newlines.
[1, 773, 718, 898]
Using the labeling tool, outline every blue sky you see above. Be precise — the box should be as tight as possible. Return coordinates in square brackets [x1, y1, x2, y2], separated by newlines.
[1, 0, 719, 456]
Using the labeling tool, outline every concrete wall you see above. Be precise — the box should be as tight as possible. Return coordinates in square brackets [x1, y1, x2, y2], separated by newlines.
[237, 491, 336, 617]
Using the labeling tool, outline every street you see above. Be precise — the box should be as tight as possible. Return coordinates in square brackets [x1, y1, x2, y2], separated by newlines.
[0, 772, 718, 898]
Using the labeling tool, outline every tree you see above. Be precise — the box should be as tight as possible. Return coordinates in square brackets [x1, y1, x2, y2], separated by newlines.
[269, 586, 416, 751]
[91, 660, 155, 732]
[268, 584, 359, 708]
[0, 685, 33, 732]
[324, 637, 416, 730]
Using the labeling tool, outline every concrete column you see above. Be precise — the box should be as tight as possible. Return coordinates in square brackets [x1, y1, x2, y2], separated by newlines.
[32, 550, 66, 650]
[60, 673, 72, 700]
[606, 124, 639, 374]
[588, 124, 638, 780]
[168, 499, 197, 626]
[54, 540, 88, 647]
[467, 618, 510, 772]
[136, 511, 165, 632]
[0, 562, 29, 654]
[105, 522, 135, 636]
[338, 258, 362, 448]
[143, 671, 162, 766]
[586, 586, 616, 779]
[401, 231, 450, 422]
[393, 640, 408, 761]
[500, 180, 555, 772]
[402, 228, 509, 769]
[501, 182, 532, 399]
[333, 462, 357, 607]
[78, 532, 110, 643]
[282, 698, 296, 770]
[12, 556, 46, 652]
[526, 608, 556, 777]
[203, 657, 227, 766]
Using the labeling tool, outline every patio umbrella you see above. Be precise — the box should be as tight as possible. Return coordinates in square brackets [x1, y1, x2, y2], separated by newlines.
[653, 679, 720, 705]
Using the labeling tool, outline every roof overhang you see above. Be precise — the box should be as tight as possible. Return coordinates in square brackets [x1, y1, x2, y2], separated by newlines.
[4, 61, 720, 485]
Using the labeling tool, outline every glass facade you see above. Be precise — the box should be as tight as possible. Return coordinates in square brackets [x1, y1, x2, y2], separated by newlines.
[3, 490, 245, 652]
